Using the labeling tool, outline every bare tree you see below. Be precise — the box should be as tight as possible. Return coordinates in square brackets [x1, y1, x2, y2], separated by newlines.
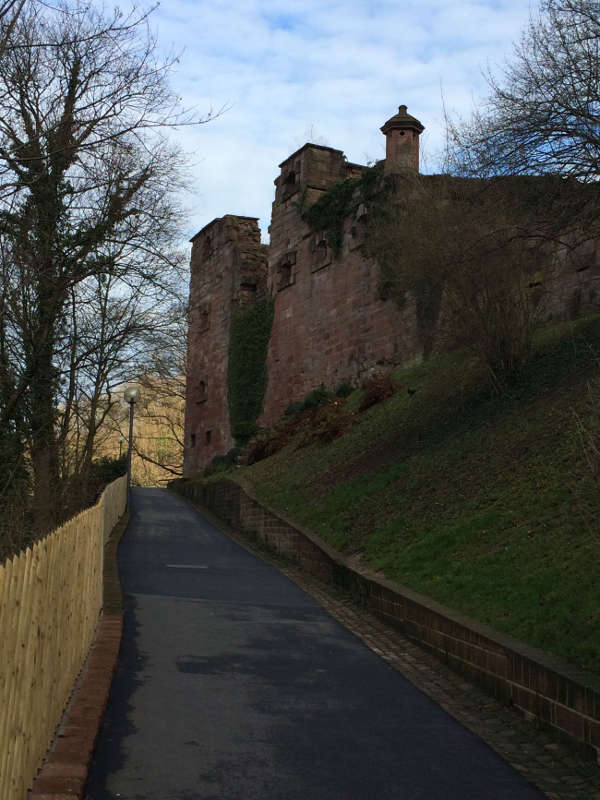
[0, 1, 209, 533]
[129, 372, 185, 484]
[446, 0, 600, 185]
[120, 301, 187, 484]
[0, 0, 26, 56]
[56, 276, 165, 475]
[56, 292, 187, 491]
[438, 0, 600, 378]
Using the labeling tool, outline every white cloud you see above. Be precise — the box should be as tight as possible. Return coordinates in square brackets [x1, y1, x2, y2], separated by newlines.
[151, 0, 534, 241]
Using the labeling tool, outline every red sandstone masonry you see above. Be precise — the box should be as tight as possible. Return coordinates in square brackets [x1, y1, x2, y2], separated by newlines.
[172, 477, 600, 762]
[185, 111, 600, 472]
[184, 215, 267, 475]
[261, 145, 421, 425]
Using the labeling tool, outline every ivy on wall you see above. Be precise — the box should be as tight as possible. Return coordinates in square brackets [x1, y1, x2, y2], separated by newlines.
[302, 164, 444, 356]
[227, 297, 274, 445]
[302, 161, 384, 255]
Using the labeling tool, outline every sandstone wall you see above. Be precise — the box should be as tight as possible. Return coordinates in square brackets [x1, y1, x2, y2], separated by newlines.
[260, 144, 420, 425]
[184, 215, 266, 475]
[543, 238, 600, 322]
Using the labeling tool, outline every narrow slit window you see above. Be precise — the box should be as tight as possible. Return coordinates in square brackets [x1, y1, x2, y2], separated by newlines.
[279, 263, 292, 288]
[277, 251, 296, 289]
[199, 303, 211, 332]
[196, 380, 207, 404]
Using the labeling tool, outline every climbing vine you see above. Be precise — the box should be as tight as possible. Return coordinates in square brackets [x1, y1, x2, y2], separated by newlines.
[227, 297, 274, 445]
[302, 162, 385, 255]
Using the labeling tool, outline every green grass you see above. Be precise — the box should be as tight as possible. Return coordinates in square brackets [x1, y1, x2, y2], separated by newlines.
[238, 315, 600, 673]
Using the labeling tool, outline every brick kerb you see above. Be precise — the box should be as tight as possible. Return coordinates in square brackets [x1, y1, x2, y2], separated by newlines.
[242, 479, 600, 688]
[171, 476, 600, 762]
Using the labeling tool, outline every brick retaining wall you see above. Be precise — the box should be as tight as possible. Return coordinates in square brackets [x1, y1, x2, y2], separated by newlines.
[171, 477, 600, 762]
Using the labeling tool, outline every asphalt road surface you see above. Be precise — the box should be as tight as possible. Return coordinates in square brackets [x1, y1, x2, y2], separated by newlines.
[85, 487, 545, 800]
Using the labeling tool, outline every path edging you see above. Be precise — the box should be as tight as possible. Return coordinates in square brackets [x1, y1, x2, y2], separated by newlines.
[170, 476, 600, 763]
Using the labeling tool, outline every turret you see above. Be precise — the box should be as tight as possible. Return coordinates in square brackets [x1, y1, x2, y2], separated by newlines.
[381, 104, 424, 173]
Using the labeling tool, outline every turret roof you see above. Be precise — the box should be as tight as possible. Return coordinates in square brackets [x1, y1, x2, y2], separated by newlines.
[381, 105, 425, 135]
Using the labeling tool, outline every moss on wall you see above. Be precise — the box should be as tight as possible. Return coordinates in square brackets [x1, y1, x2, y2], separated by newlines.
[227, 297, 274, 445]
[302, 162, 384, 255]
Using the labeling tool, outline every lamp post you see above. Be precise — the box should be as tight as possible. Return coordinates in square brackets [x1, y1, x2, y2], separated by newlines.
[123, 385, 141, 511]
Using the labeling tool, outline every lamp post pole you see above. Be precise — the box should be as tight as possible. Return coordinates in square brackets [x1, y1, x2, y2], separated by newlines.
[123, 386, 141, 512]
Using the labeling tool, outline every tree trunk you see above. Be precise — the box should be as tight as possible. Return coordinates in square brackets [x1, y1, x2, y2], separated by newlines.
[29, 301, 61, 534]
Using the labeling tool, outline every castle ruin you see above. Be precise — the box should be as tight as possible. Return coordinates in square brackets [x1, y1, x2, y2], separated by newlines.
[184, 106, 600, 475]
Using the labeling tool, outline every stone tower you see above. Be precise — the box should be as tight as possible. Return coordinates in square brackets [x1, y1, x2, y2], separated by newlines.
[259, 138, 421, 424]
[381, 104, 424, 173]
[184, 215, 267, 475]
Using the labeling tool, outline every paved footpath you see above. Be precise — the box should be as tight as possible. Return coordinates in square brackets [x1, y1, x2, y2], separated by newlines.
[85, 488, 552, 799]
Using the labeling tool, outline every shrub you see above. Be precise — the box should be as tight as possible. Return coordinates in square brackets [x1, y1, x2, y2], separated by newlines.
[247, 384, 356, 464]
[203, 448, 240, 477]
[246, 435, 279, 465]
[358, 373, 397, 412]
[335, 381, 353, 398]
[284, 401, 304, 416]
[245, 425, 297, 465]
[92, 455, 128, 484]
[302, 383, 331, 410]
[318, 409, 354, 443]
[295, 398, 356, 448]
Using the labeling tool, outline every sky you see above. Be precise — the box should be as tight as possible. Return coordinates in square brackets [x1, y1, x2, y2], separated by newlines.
[149, 0, 536, 243]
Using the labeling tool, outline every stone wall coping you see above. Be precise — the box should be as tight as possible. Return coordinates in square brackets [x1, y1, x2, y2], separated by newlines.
[190, 214, 260, 242]
[278, 142, 345, 168]
[229, 476, 600, 697]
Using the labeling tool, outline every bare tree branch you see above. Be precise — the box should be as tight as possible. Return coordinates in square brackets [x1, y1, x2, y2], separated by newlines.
[0, 0, 201, 536]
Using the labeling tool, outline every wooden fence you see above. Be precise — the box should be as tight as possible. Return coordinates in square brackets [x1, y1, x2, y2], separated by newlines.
[0, 475, 127, 800]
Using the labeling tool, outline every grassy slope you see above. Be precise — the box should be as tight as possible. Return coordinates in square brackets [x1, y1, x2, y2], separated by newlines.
[231, 316, 600, 673]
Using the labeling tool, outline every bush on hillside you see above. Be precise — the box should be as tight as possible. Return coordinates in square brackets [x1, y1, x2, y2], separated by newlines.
[285, 401, 304, 416]
[203, 448, 240, 477]
[302, 383, 332, 410]
[358, 373, 397, 412]
[335, 381, 354, 398]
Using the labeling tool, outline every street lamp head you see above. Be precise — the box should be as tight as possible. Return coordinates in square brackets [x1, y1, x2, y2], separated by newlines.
[124, 385, 141, 404]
